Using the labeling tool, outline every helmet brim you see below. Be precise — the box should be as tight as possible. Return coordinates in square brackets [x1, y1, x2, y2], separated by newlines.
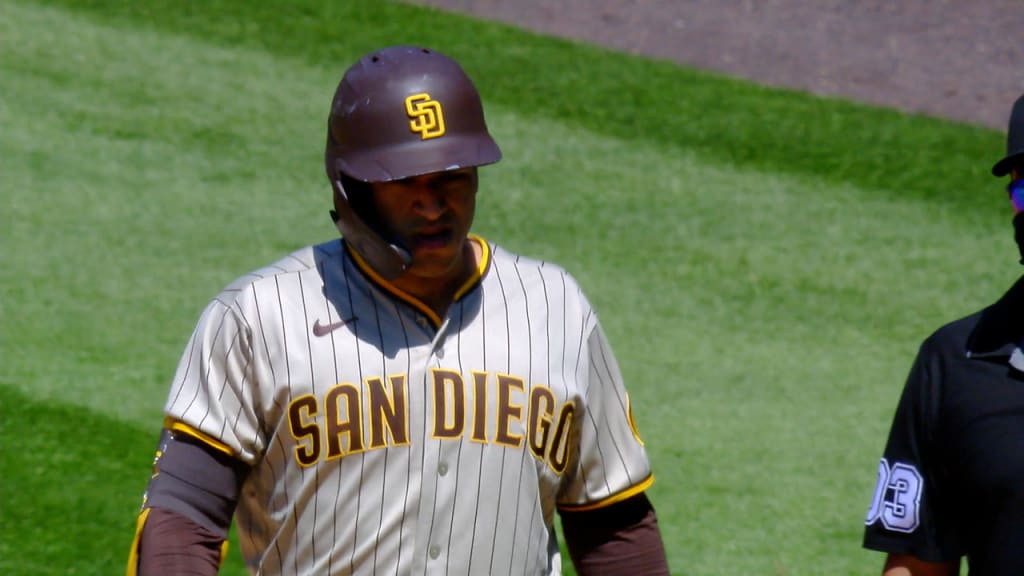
[334, 134, 502, 183]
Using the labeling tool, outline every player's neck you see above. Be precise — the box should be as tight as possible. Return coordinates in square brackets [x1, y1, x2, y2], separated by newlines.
[392, 239, 480, 318]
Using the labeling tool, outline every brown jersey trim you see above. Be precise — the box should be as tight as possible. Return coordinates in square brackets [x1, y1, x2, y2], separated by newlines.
[557, 474, 655, 513]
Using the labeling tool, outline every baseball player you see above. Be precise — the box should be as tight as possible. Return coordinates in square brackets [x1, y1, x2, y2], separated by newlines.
[126, 45, 669, 575]
[862, 93, 1024, 575]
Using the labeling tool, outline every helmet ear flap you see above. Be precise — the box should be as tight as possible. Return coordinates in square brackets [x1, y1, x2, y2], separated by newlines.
[328, 175, 411, 280]
[325, 126, 411, 279]
[334, 174, 376, 227]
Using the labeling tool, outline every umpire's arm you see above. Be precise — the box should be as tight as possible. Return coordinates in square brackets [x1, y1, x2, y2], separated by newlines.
[882, 554, 959, 576]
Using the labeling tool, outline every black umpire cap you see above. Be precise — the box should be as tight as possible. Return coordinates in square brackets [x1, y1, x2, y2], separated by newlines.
[993, 93, 1024, 177]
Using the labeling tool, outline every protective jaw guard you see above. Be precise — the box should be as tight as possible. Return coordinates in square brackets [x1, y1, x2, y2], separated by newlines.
[329, 177, 411, 280]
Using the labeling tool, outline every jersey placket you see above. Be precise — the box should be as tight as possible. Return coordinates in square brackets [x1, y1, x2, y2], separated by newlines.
[431, 317, 462, 573]
[407, 310, 459, 573]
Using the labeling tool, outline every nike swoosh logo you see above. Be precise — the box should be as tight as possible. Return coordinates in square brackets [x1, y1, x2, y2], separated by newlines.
[312, 316, 357, 337]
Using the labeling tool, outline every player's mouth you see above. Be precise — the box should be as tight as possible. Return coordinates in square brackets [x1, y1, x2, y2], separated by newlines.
[412, 228, 454, 251]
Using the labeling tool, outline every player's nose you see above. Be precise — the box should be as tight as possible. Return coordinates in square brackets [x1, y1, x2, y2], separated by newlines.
[409, 187, 448, 219]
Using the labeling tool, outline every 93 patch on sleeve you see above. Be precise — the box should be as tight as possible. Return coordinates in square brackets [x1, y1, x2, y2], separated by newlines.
[865, 458, 924, 533]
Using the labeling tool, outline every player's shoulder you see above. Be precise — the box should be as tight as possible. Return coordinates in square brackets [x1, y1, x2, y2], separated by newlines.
[217, 240, 341, 299]
[487, 242, 585, 289]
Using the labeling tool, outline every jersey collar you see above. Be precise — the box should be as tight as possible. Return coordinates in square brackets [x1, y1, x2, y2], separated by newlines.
[344, 233, 491, 327]
[966, 274, 1024, 360]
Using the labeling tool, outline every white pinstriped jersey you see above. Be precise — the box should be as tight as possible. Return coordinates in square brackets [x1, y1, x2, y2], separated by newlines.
[163, 234, 654, 575]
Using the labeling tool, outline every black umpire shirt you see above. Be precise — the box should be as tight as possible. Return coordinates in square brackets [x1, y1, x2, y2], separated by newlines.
[863, 275, 1024, 575]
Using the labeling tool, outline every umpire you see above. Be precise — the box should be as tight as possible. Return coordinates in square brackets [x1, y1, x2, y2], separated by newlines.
[862, 92, 1024, 575]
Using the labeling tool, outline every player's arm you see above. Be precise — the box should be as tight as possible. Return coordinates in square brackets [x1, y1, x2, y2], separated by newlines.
[128, 429, 249, 576]
[882, 553, 959, 576]
[559, 317, 669, 574]
[560, 492, 669, 576]
[135, 508, 224, 574]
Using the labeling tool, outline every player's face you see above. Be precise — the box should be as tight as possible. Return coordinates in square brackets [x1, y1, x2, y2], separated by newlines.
[370, 167, 478, 280]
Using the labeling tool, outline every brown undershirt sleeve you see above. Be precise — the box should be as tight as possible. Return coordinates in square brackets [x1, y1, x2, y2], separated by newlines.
[137, 507, 224, 576]
[560, 493, 670, 576]
[131, 431, 247, 575]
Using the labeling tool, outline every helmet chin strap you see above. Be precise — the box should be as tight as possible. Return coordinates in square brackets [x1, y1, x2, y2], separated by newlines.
[331, 179, 412, 280]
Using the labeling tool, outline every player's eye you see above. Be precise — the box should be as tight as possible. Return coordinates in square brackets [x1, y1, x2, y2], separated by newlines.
[436, 171, 473, 189]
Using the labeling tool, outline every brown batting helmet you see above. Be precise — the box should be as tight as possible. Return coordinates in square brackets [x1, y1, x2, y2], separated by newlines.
[325, 45, 501, 183]
[324, 46, 502, 278]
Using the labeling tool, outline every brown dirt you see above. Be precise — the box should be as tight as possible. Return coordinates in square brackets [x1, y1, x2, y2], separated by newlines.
[404, 0, 1023, 130]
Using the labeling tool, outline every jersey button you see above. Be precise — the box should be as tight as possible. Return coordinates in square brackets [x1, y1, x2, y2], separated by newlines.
[438, 463, 448, 476]
[429, 545, 441, 559]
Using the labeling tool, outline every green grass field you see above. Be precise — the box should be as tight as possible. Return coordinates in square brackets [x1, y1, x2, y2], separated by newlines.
[0, 0, 1011, 574]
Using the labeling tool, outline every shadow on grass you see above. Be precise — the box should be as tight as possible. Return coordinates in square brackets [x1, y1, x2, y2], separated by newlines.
[0, 385, 163, 575]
